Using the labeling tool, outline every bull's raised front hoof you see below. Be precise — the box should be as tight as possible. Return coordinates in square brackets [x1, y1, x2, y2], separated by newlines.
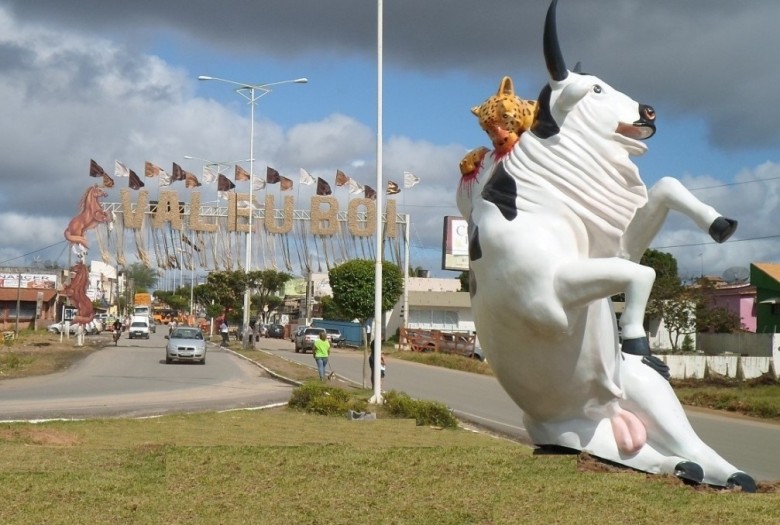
[674, 461, 704, 485]
[709, 217, 738, 243]
[621, 337, 650, 356]
[727, 472, 757, 493]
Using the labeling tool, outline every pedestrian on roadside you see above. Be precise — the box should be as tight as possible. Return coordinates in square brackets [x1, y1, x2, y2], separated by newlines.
[368, 339, 386, 390]
[313, 330, 331, 380]
[169, 319, 177, 335]
[220, 319, 229, 345]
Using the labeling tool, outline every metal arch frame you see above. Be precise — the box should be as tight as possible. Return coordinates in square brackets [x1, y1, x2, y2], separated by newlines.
[100, 202, 409, 225]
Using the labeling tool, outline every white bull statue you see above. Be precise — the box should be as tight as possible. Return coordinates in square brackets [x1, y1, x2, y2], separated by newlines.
[457, 0, 754, 491]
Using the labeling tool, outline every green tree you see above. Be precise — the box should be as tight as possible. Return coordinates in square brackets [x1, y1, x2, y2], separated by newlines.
[640, 249, 682, 321]
[124, 262, 157, 292]
[661, 287, 698, 351]
[694, 278, 744, 333]
[458, 271, 469, 293]
[320, 295, 351, 321]
[328, 259, 404, 324]
[247, 269, 293, 322]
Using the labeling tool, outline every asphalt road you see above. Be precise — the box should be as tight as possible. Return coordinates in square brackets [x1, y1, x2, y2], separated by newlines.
[0, 330, 292, 420]
[2, 331, 778, 482]
[260, 337, 780, 483]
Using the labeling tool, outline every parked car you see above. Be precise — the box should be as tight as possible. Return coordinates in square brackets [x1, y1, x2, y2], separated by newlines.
[165, 327, 207, 364]
[267, 324, 285, 339]
[324, 328, 345, 347]
[47, 321, 78, 335]
[294, 327, 324, 353]
[48, 320, 101, 335]
[291, 325, 306, 342]
[128, 318, 150, 339]
[414, 330, 484, 360]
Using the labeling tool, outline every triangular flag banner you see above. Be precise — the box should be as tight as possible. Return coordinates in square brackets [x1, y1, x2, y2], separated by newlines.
[202, 166, 217, 184]
[235, 164, 251, 182]
[185, 172, 202, 189]
[267, 166, 281, 184]
[299, 168, 315, 185]
[386, 181, 401, 195]
[404, 170, 421, 189]
[217, 174, 236, 192]
[89, 159, 106, 178]
[159, 170, 172, 187]
[316, 177, 332, 196]
[144, 161, 165, 178]
[347, 178, 363, 195]
[364, 185, 376, 200]
[280, 175, 293, 192]
[171, 163, 187, 183]
[335, 169, 349, 186]
[129, 170, 145, 190]
[252, 176, 266, 192]
[114, 160, 130, 178]
[102, 173, 115, 188]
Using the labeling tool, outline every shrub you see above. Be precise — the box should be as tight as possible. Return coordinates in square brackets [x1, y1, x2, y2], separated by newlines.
[288, 381, 367, 416]
[382, 390, 459, 428]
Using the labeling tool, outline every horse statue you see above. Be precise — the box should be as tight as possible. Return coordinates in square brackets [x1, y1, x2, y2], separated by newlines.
[64, 184, 110, 257]
[457, 0, 754, 491]
[61, 261, 95, 326]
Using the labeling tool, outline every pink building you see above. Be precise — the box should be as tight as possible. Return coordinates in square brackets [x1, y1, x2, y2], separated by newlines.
[706, 282, 756, 332]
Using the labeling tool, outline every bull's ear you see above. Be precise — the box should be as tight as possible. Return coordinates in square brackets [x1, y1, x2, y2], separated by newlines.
[556, 83, 590, 113]
[531, 84, 560, 139]
[572, 61, 582, 73]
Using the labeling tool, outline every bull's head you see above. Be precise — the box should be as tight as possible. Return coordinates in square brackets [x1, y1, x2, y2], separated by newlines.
[533, 0, 656, 155]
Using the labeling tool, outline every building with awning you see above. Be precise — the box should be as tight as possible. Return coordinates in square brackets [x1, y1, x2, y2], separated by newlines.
[0, 270, 61, 330]
[752, 262, 780, 333]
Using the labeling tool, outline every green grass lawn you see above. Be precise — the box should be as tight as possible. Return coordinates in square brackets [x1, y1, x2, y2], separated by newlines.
[1, 408, 779, 525]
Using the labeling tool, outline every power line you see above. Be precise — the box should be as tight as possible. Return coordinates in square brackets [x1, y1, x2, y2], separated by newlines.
[0, 240, 69, 266]
[653, 233, 780, 250]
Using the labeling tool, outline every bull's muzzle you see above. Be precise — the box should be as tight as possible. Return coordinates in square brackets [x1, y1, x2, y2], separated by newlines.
[634, 104, 656, 139]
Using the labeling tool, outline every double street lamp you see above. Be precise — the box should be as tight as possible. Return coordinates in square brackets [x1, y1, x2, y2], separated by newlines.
[197, 75, 308, 348]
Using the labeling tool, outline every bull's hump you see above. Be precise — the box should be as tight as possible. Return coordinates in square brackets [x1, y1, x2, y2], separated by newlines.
[481, 161, 518, 222]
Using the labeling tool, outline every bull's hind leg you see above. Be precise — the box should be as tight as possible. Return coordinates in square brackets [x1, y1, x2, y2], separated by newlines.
[556, 258, 670, 378]
[621, 177, 737, 262]
[555, 258, 654, 341]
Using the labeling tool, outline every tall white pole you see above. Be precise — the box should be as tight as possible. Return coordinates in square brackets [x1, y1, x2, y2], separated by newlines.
[196, 75, 307, 348]
[403, 213, 410, 335]
[242, 86, 256, 348]
[370, 0, 384, 404]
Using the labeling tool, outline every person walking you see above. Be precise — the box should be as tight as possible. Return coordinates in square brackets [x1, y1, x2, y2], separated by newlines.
[220, 319, 229, 345]
[368, 339, 386, 390]
[313, 330, 331, 380]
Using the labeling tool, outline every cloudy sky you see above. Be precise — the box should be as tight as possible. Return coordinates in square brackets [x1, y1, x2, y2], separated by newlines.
[1, 0, 780, 282]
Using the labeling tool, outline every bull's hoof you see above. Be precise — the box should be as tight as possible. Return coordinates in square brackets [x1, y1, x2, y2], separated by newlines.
[621, 337, 650, 356]
[727, 472, 757, 493]
[674, 461, 704, 485]
[709, 217, 737, 243]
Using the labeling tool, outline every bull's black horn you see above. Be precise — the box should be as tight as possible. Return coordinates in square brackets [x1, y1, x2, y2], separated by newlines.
[544, 0, 568, 81]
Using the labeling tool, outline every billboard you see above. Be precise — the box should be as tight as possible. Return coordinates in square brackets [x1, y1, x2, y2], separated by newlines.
[441, 216, 469, 272]
[0, 273, 57, 289]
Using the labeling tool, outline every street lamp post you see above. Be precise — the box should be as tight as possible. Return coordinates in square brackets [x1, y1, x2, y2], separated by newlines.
[197, 75, 307, 348]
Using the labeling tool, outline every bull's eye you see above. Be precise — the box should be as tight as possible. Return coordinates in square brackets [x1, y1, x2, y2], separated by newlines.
[593, 85, 603, 94]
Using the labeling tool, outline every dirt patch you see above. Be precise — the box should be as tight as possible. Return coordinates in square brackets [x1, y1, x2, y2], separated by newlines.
[0, 427, 81, 446]
[576, 452, 780, 493]
[1, 332, 105, 380]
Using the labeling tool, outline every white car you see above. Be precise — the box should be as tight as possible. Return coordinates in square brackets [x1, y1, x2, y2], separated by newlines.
[165, 327, 207, 364]
[128, 318, 150, 339]
[48, 320, 101, 335]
